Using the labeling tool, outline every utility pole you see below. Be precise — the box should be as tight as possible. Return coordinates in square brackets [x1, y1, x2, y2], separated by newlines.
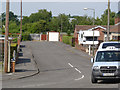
[61, 14, 62, 33]
[107, 0, 110, 41]
[20, 0, 22, 41]
[4, 0, 9, 73]
[92, 9, 95, 57]
[84, 8, 95, 56]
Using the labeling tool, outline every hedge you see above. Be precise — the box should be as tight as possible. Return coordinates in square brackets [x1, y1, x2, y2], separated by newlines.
[62, 35, 73, 46]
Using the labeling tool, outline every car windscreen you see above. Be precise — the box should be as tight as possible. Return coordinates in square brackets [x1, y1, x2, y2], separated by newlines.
[96, 51, 120, 62]
[102, 43, 120, 48]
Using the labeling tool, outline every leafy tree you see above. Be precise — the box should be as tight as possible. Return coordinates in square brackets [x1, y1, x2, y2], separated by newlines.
[29, 9, 52, 23]
[2, 11, 19, 25]
[48, 17, 59, 32]
[100, 9, 116, 25]
[58, 14, 70, 32]
[22, 16, 29, 25]
[67, 30, 71, 36]
[95, 16, 102, 25]
[9, 21, 19, 33]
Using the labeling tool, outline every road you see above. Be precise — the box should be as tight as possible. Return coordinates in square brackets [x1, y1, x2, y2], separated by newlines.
[2, 41, 119, 88]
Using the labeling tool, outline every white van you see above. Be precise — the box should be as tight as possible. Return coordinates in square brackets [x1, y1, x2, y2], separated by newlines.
[91, 42, 120, 83]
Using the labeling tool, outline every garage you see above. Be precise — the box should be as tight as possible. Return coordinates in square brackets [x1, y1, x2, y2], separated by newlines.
[48, 32, 59, 41]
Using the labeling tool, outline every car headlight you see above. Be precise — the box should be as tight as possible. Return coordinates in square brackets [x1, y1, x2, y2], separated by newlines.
[93, 66, 99, 71]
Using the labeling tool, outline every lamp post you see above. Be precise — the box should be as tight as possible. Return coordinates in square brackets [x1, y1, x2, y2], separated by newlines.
[84, 8, 95, 56]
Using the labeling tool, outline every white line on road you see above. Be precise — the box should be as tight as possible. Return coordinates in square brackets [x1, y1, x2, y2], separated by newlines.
[68, 63, 84, 81]
[68, 63, 74, 68]
[75, 68, 81, 73]
[75, 75, 84, 81]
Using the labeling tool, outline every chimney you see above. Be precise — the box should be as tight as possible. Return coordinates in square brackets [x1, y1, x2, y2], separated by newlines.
[115, 17, 120, 24]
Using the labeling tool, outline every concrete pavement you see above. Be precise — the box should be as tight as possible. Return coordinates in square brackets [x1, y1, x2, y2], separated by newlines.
[2, 42, 39, 81]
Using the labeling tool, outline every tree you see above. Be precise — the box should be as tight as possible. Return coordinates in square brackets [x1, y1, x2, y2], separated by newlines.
[22, 16, 29, 25]
[9, 21, 19, 33]
[48, 16, 59, 31]
[58, 14, 70, 32]
[29, 9, 52, 23]
[100, 9, 116, 25]
[95, 16, 102, 25]
[2, 11, 19, 25]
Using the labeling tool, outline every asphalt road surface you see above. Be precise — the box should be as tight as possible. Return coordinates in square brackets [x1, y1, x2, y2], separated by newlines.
[2, 41, 119, 88]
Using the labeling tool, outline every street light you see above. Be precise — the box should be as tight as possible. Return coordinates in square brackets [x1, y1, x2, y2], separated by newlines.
[84, 8, 95, 56]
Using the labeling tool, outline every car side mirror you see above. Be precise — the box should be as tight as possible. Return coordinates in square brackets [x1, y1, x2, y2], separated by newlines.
[91, 58, 94, 63]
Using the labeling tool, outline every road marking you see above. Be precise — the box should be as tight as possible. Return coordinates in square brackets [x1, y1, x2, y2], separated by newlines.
[75, 75, 84, 81]
[68, 63, 74, 68]
[75, 68, 81, 73]
[68, 63, 84, 81]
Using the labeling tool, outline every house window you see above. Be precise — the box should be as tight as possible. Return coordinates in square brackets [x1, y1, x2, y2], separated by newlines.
[112, 36, 118, 40]
[86, 37, 97, 41]
[81, 34, 83, 38]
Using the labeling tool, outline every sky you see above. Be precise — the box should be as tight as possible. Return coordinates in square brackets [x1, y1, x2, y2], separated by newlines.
[1, 1, 120, 18]
[1, 0, 120, 2]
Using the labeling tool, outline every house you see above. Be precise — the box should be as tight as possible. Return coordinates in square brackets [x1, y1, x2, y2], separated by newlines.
[74, 25, 111, 44]
[109, 17, 120, 41]
[74, 25, 115, 55]
[78, 30, 100, 45]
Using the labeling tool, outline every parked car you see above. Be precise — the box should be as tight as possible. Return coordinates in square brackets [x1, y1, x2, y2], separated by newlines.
[91, 42, 120, 83]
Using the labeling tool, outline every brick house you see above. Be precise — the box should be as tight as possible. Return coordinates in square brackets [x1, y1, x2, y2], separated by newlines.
[109, 18, 120, 41]
[74, 25, 112, 44]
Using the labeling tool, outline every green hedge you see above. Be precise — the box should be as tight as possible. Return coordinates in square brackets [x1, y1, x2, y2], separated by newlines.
[62, 36, 73, 46]
[22, 33, 31, 41]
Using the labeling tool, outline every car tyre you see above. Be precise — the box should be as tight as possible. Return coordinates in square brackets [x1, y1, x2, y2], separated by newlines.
[91, 74, 97, 83]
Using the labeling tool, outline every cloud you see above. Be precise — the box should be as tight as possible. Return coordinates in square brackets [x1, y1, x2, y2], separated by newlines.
[1, 0, 120, 2]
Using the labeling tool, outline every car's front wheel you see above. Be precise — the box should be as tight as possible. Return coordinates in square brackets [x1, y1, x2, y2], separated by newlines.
[91, 74, 97, 83]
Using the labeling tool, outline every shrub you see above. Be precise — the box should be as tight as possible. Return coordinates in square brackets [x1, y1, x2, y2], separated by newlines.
[62, 35, 73, 46]
[22, 33, 31, 41]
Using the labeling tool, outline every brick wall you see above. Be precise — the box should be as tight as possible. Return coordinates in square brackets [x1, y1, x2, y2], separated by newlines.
[75, 43, 86, 52]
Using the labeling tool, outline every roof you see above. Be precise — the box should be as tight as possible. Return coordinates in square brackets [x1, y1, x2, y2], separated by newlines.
[110, 24, 120, 33]
[75, 25, 113, 31]
[98, 41, 120, 51]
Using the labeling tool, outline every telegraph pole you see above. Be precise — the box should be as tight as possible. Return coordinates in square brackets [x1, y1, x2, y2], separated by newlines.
[20, 0, 22, 41]
[61, 14, 62, 33]
[4, 0, 9, 73]
[107, 0, 110, 41]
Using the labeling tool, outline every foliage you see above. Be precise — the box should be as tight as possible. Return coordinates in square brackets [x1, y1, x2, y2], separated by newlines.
[0, 9, 119, 40]
[100, 9, 116, 25]
[62, 35, 73, 46]
[67, 30, 71, 36]
[2, 11, 19, 25]
[22, 32, 31, 41]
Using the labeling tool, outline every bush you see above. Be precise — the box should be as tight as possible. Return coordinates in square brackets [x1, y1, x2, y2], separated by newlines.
[22, 33, 31, 41]
[62, 35, 73, 46]
[12, 38, 17, 43]
[67, 30, 71, 36]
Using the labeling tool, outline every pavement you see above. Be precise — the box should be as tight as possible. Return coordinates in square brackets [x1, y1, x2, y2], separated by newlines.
[2, 42, 39, 81]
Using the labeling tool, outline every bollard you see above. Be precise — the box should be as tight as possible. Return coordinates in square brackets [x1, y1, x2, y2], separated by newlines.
[11, 59, 15, 73]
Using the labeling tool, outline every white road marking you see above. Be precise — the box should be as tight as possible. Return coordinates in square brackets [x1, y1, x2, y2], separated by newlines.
[75, 68, 81, 73]
[68, 63, 74, 68]
[68, 63, 84, 81]
[75, 75, 84, 81]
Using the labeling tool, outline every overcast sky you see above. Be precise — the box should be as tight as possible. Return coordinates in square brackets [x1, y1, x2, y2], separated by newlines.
[1, 1, 120, 18]
[1, 0, 120, 2]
